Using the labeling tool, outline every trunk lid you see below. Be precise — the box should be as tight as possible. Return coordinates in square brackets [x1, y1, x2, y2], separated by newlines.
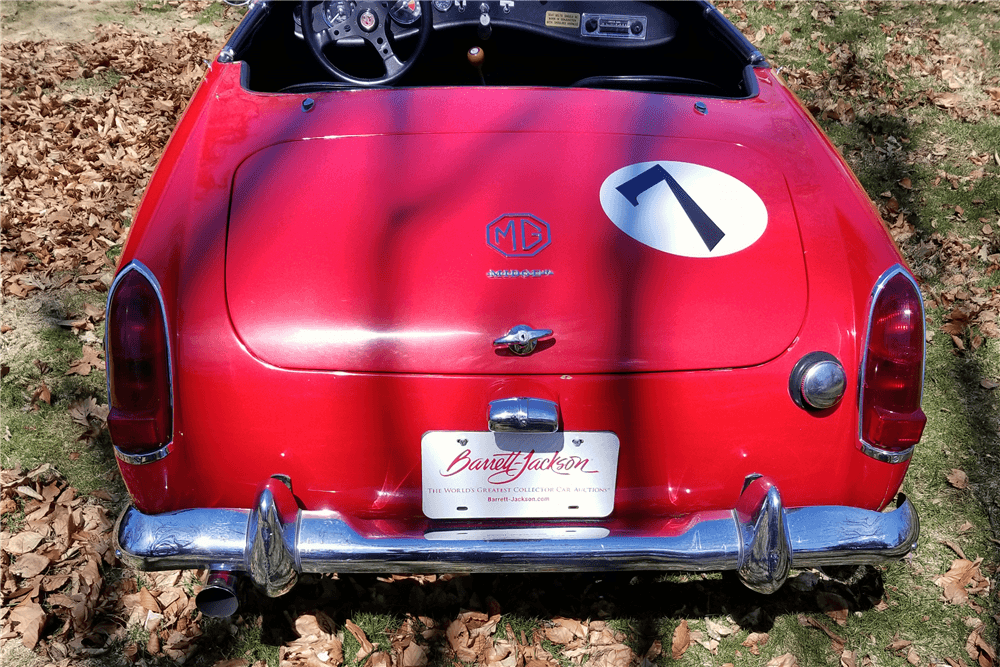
[226, 131, 806, 373]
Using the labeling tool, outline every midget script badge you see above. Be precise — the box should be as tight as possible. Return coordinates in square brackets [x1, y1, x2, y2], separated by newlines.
[487, 213, 551, 257]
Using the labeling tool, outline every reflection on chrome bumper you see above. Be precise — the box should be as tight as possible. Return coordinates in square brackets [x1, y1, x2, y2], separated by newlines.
[114, 475, 918, 596]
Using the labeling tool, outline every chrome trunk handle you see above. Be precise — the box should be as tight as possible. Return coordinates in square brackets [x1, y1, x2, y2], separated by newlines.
[493, 325, 553, 356]
[488, 397, 559, 433]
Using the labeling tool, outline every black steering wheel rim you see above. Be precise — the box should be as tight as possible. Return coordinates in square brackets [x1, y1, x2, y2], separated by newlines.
[301, 1, 431, 86]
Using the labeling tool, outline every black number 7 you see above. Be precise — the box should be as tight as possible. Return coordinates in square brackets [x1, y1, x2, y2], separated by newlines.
[615, 164, 726, 251]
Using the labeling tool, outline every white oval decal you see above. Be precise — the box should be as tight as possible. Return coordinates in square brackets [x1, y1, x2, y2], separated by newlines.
[600, 161, 767, 257]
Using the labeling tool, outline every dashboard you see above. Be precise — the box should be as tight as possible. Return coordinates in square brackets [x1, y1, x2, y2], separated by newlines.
[298, 1, 679, 47]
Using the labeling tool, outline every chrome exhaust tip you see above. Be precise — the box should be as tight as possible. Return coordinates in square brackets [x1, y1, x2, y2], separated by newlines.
[196, 570, 239, 618]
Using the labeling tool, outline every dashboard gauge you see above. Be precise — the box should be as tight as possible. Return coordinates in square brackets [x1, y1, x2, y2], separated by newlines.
[390, 0, 422, 25]
[324, 1, 355, 27]
[433, 1, 453, 10]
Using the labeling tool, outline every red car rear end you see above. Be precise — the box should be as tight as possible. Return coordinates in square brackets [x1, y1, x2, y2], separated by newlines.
[107, 1, 924, 616]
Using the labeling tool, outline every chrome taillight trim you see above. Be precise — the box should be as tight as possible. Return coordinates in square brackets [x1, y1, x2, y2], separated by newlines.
[115, 442, 174, 465]
[105, 260, 175, 465]
[857, 264, 925, 462]
[860, 442, 914, 465]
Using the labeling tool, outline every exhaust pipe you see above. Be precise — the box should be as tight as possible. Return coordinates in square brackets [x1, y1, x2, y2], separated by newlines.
[196, 570, 239, 617]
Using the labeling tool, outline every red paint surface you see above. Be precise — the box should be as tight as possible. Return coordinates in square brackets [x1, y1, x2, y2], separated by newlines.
[226, 133, 805, 373]
[115, 62, 913, 525]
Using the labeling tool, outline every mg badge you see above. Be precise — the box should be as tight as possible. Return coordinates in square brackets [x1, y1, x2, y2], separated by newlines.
[487, 213, 551, 257]
[358, 9, 378, 32]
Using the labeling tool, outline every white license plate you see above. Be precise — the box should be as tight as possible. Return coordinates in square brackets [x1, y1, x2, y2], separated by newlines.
[421, 431, 619, 519]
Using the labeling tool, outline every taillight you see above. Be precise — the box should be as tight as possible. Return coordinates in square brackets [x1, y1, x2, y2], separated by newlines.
[859, 267, 926, 456]
[106, 264, 172, 456]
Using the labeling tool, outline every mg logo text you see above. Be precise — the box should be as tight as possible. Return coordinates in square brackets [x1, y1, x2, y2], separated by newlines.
[486, 213, 552, 258]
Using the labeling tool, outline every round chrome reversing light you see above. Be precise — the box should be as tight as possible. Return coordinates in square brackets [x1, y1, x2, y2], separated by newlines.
[789, 352, 847, 410]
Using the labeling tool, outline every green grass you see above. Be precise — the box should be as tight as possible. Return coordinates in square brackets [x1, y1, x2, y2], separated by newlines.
[496, 614, 540, 644]
[0, 293, 121, 497]
[343, 612, 402, 666]
[197, 1, 235, 25]
[60, 69, 123, 96]
[0, 1, 40, 26]
[211, 616, 280, 667]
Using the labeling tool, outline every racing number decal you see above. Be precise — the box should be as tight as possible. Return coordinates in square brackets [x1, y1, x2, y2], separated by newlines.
[600, 161, 767, 258]
[615, 164, 726, 251]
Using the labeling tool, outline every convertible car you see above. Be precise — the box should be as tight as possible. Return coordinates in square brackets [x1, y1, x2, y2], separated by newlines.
[110, 0, 925, 617]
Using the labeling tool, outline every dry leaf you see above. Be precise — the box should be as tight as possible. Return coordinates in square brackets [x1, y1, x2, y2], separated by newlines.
[4, 531, 45, 555]
[139, 587, 161, 613]
[31, 381, 52, 406]
[545, 625, 574, 645]
[10, 601, 47, 649]
[694, 630, 719, 654]
[147, 630, 161, 654]
[66, 360, 92, 376]
[818, 592, 850, 626]
[942, 540, 968, 560]
[347, 619, 376, 659]
[671, 620, 691, 659]
[403, 642, 429, 667]
[364, 652, 392, 667]
[799, 615, 845, 653]
[553, 617, 587, 639]
[768, 653, 800, 667]
[705, 617, 734, 638]
[10, 552, 51, 578]
[948, 469, 970, 490]
[590, 644, 633, 667]
[742, 632, 769, 655]
[643, 639, 662, 662]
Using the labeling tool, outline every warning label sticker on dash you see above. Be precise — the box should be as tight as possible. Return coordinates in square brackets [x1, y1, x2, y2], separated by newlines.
[421, 431, 619, 520]
[544, 11, 581, 29]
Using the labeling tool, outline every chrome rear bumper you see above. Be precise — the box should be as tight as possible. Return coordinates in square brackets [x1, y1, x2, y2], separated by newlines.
[114, 475, 918, 596]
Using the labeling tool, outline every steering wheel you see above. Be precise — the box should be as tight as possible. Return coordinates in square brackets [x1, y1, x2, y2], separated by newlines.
[301, 1, 431, 86]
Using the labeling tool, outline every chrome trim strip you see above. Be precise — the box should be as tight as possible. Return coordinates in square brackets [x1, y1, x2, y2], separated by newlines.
[105, 260, 175, 465]
[115, 476, 918, 595]
[860, 442, 915, 464]
[114, 442, 173, 465]
[857, 264, 926, 463]
[218, 0, 271, 64]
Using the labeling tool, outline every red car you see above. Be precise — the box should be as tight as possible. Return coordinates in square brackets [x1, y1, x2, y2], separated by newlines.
[110, 0, 925, 617]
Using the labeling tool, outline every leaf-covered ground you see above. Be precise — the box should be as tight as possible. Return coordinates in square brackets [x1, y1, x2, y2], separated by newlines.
[1, 2, 999, 666]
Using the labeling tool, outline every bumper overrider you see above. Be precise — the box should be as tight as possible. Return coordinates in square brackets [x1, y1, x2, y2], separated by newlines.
[115, 475, 918, 601]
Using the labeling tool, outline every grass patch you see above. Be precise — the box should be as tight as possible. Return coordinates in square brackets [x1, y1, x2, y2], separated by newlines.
[343, 612, 402, 667]
[0, 290, 121, 497]
[0, 1, 41, 26]
[214, 617, 281, 667]
[60, 69, 123, 95]
[197, 1, 233, 25]
[496, 615, 540, 644]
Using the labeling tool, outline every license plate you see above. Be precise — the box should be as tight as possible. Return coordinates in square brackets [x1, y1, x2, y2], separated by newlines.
[421, 431, 619, 519]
